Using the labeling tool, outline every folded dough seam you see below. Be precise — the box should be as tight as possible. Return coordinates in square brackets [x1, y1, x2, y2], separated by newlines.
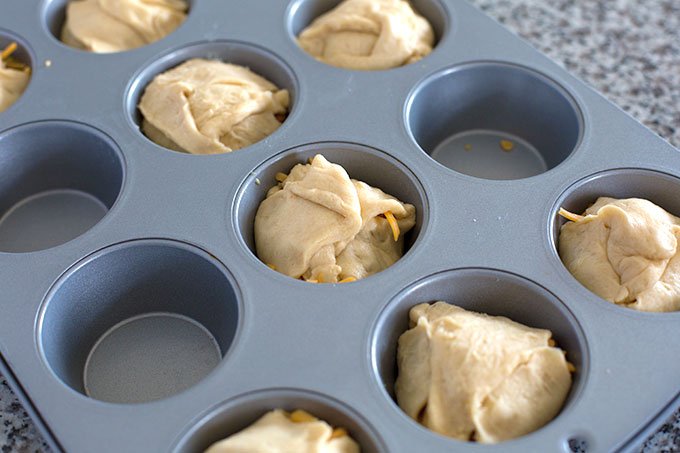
[254, 154, 416, 283]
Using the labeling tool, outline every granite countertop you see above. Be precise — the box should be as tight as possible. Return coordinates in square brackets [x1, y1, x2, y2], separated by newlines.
[2, 0, 679, 451]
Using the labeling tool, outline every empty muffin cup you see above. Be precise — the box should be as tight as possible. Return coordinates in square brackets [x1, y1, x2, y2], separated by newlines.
[0, 121, 123, 253]
[39, 239, 241, 404]
[371, 268, 588, 439]
[173, 388, 386, 452]
[406, 62, 583, 180]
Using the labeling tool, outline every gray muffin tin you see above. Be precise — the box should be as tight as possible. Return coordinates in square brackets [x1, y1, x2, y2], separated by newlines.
[1, 0, 679, 452]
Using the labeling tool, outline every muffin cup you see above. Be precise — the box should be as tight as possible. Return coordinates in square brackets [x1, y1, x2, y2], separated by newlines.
[38, 239, 241, 404]
[406, 62, 584, 180]
[371, 268, 588, 442]
[0, 121, 124, 253]
[173, 388, 386, 453]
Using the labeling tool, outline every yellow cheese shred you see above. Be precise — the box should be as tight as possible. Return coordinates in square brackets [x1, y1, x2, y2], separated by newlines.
[1, 42, 17, 61]
[289, 409, 317, 423]
[384, 211, 400, 242]
[330, 428, 348, 439]
[266, 263, 277, 271]
[558, 207, 584, 223]
[339, 276, 356, 283]
[1, 42, 30, 74]
[275, 172, 288, 183]
[567, 362, 576, 373]
[500, 139, 514, 151]
[287, 410, 350, 440]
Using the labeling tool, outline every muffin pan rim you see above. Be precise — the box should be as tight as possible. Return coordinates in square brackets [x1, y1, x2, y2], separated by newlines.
[0, 0, 678, 450]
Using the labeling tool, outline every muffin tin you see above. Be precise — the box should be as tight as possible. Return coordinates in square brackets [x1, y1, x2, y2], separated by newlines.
[1, 0, 679, 451]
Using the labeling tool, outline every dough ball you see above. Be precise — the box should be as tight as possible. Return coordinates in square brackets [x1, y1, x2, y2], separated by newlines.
[61, 0, 188, 53]
[395, 302, 573, 443]
[297, 0, 434, 70]
[204, 409, 359, 453]
[254, 154, 416, 283]
[0, 43, 30, 113]
[559, 197, 680, 312]
[138, 59, 290, 154]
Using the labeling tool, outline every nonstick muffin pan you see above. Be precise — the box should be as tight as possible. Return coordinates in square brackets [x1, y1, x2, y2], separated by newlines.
[1, 0, 679, 452]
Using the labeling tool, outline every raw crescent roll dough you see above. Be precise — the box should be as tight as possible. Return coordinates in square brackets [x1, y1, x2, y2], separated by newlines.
[396, 302, 572, 444]
[0, 53, 30, 113]
[559, 197, 680, 312]
[254, 155, 416, 283]
[297, 0, 434, 70]
[204, 409, 359, 453]
[138, 58, 290, 154]
[61, 0, 188, 53]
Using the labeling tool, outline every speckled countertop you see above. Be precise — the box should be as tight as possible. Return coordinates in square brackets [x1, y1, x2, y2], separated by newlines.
[1, 0, 679, 452]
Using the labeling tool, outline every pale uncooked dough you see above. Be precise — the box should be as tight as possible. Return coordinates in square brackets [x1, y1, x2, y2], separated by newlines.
[254, 154, 416, 283]
[61, 0, 188, 53]
[204, 409, 359, 453]
[559, 197, 680, 312]
[395, 302, 572, 444]
[0, 51, 30, 112]
[138, 58, 290, 154]
[297, 0, 434, 70]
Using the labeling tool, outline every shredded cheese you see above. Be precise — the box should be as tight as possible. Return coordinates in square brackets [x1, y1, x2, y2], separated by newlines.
[558, 207, 584, 223]
[1, 42, 17, 60]
[384, 211, 400, 241]
[4, 60, 26, 70]
[287, 410, 350, 440]
[289, 409, 317, 423]
[339, 276, 356, 283]
[500, 139, 514, 151]
[1, 42, 30, 74]
[306, 279, 318, 284]
[567, 362, 576, 373]
[266, 263, 277, 271]
[330, 428, 348, 439]
[275, 172, 288, 183]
